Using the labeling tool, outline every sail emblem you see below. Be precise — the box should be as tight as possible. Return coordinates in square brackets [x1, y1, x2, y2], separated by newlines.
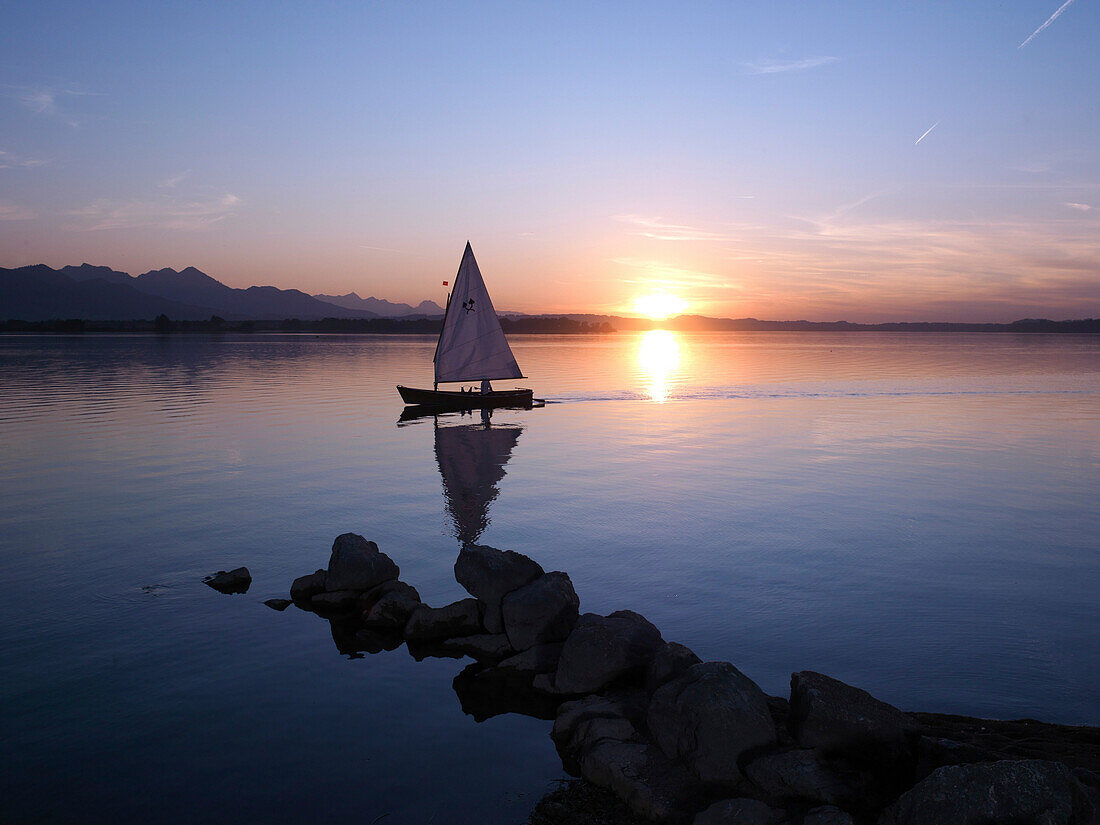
[462, 298, 476, 314]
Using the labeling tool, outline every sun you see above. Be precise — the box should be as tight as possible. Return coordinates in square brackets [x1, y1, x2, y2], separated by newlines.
[632, 292, 688, 320]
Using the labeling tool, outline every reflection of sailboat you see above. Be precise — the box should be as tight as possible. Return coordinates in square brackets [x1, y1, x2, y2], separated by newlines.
[398, 242, 534, 410]
[434, 410, 523, 545]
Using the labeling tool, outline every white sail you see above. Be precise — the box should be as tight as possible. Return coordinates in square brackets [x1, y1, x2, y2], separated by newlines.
[434, 242, 524, 384]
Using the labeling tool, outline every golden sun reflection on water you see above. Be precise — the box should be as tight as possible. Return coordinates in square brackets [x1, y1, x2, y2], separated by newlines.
[637, 329, 681, 402]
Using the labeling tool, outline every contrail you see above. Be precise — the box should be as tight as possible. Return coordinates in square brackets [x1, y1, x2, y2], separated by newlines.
[1019, 0, 1078, 48]
[915, 121, 939, 145]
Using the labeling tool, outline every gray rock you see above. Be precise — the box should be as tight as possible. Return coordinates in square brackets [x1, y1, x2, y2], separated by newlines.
[647, 661, 776, 786]
[580, 740, 703, 824]
[743, 749, 853, 806]
[263, 598, 292, 611]
[203, 567, 251, 593]
[646, 641, 702, 694]
[501, 571, 579, 652]
[362, 591, 421, 629]
[438, 633, 514, 660]
[291, 569, 327, 602]
[404, 598, 482, 640]
[495, 642, 563, 673]
[879, 759, 1094, 825]
[357, 580, 421, 613]
[454, 544, 544, 634]
[789, 671, 918, 757]
[803, 806, 854, 825]
[552, 695, 635, 747]
[694, 798, 786, 825]
[325, 533, 399, 592]
[311, 590, 359, 611]
[550, 610, 664, 695]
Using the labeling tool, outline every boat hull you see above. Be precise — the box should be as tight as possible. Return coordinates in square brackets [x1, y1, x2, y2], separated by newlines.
[397, 385, 534, 410]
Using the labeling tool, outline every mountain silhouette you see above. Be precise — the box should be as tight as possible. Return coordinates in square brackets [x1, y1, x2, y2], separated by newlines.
[0, 265, 221, 321]
[0, 264, 394, 321]
[314, 292, 444, 317]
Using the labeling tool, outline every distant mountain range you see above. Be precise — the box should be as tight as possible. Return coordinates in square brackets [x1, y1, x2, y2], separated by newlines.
[313, 292, 445, 318]
[0, 263, 445, 322]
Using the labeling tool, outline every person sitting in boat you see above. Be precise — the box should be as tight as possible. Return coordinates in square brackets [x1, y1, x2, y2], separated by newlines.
[481, 379, 492, 394]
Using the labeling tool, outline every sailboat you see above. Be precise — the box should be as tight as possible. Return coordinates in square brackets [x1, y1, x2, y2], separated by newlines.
[397, 242, 534, 409]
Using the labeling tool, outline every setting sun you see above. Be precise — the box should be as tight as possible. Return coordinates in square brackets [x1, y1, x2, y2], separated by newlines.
[632, 292, 689, 320]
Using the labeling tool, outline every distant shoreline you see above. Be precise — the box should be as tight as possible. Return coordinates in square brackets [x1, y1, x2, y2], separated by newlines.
[2, 316, 1099, 335]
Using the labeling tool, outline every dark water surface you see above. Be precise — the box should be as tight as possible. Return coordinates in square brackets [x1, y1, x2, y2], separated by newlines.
[1, 332, 1098, 823]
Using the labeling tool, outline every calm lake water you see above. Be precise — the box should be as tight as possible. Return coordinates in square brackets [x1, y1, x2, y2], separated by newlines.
[2, 331, 1098, 824]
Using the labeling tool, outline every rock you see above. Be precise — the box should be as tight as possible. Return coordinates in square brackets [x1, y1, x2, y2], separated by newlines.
[549, 611, 664, 695]
[495, 642, 564, 673]
[647, 661, 776, 786]
[310, 590, 360, 611]
[789, 671, 918, 759]
[203, 567, 251, 594]
[743, 748, 855, 806]
[879, 759, 1094, 825]
[362, 591, 421, 629]
[438, 633, 514, 660]
[693, 798, 786, 825]
[646, 641, 702, 694]
[501, 571, 580, 652]
[552, 695, 637, 751]
[290, 569, 327, 602]
[915, 736, 1001, 781]
[454, 544, 544, 634]
[580, 740, 703, 824]
[263, 598, 292, 611]
[404, 598, 482, 640]
[357, 580, 421, 613]
[325, 533, 399, 592]
[802, 806, 854, 825]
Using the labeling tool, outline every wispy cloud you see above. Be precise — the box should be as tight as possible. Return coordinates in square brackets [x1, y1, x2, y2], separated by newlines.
[915, 121, 939, 145]
[1019, 0, 1078, 48]
[158, 171, 190, 189]
[0, 148, 49, 169]
[67, 192, 241, 231]
[1065, 202, 1093, 211]
[613, 215, 731, 242]
[0, 201, 36, 221]
[741, 56, 839, 75]
[0, 83, 105, 127]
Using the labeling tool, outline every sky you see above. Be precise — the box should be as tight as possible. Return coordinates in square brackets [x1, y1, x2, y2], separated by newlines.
[1, 1, 1097, 322]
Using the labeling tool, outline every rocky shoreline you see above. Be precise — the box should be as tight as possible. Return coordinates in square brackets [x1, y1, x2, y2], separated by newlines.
[238, 533, 1098, 824]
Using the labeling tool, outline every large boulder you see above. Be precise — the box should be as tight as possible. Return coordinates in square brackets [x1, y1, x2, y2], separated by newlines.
[290, 569, 327, 602]
[803, 806, 855, 825]
[693, 798, 786, 825]
[501, 572, 579, 652]
[362, 590, 422, 629]
[879, 759, 1094, 825]
[743, 748, 857, 807]
[647, 661, 776, 786]
[325, 533, 399, 592]
[357, 580, 421, 614]
[789, 671, 918, 759]
[646, 641, 702, 694]
[454, 544, 544, 634]
[404, 598, 482, 640]
[580, 740, 702, 824]
[495, 642, 564, 674]
[549, 611, 664, 695]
